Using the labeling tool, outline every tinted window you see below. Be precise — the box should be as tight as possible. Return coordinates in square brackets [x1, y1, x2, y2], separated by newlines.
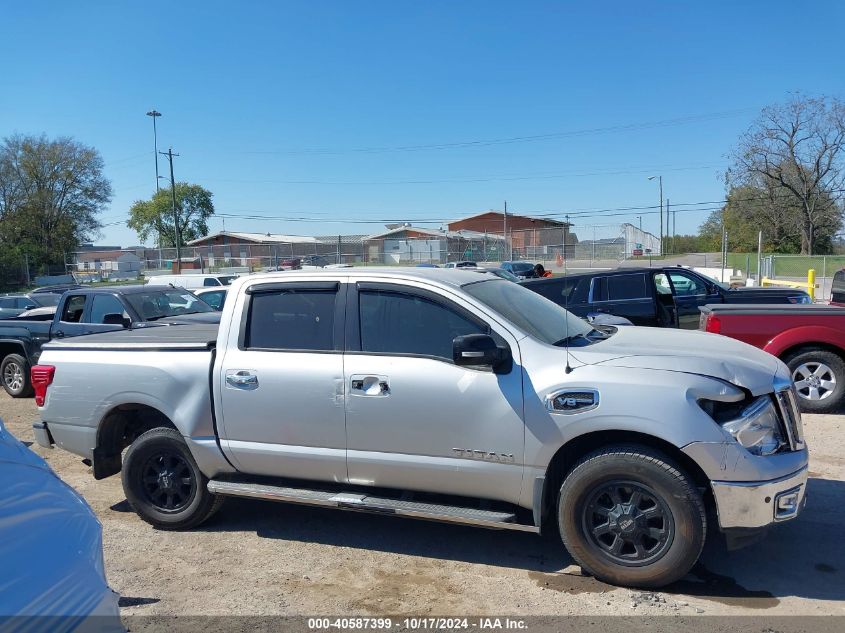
[31, 293, 60, 307]
[61, 295, 87, 322]
[606, 273, 648, 300]
[0, 298, 15, 309]
[90, 294, 127, 324]
[359, 290, 483, 360]
[511, 262, 534, 273]
[246, 289, 335, 350]
[203, 278, 220, 287]
[669, 272, 708, 297]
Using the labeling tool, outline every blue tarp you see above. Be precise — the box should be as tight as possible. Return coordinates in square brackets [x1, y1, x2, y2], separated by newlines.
[0, 418, 123, 633]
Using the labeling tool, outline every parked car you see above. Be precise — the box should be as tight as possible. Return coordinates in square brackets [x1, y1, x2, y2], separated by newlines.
[146, 273, 237, 289]
[444, 261, 477, 268]
[31, 283, 83, 294]
[0, 417, 123, 629]
[195, 287, 228, 311]
[522, 266, 812, 328]
[0, 285, 219, 397]
[277, 257, 301, 270]
[33, 269, 807, 588]
[0, 293, 62, 320]
[700, 303, 845, 412]
[500, 261, 538, 279]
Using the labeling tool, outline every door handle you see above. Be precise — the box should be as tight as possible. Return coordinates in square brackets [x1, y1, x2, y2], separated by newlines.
[350, 375, 389, 396]
[226, 372, 259, 388]
[54, 330, 64, 338]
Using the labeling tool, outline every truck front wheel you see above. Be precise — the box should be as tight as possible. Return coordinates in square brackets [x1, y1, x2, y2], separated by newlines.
[122, 427, 224, 530]
[557, 445, 706, 588]
[1, 353, 33, 398]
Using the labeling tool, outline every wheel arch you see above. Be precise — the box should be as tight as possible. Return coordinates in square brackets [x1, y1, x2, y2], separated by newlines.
[540, 430, 712, 527]
[93, 403, 178, 480]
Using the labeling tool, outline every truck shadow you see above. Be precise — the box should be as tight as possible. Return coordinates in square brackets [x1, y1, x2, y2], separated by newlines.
[198, 476, 844, 605]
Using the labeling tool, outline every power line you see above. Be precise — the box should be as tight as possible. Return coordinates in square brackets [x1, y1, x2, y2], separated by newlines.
[203, 164, 721, 187]
[223, 108, 759, 156]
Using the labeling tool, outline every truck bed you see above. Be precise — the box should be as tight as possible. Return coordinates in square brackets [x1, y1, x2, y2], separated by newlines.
[700, 303, 845, 316]
[42, 323, 219, 351]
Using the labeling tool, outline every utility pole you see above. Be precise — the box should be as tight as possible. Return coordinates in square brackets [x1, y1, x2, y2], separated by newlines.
[160, 148, 181, 271]
[503, 201, 508, 261]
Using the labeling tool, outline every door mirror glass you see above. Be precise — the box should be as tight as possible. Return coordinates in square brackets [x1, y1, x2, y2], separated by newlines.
[453, 333, 511, 373]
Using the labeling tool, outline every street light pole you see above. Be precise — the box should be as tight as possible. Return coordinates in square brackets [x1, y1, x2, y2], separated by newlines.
[146, 110, 162, 192]
[648, 176, 663, 255]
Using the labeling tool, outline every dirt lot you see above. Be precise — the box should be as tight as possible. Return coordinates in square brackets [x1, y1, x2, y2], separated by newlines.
[2, 392, 844, 617]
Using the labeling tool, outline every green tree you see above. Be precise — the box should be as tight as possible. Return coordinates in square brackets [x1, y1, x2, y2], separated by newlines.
[128, 183, 215, 247]
[700, 183, 842, 254]
[0, 134, 111, 280]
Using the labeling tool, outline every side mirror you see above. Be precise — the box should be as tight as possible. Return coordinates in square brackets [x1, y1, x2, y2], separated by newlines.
[25, 304, 37, 310]
[453, 333, 511, 373]
[103, 313, 130, 328]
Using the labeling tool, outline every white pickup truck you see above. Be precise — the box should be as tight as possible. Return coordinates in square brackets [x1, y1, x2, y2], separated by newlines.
[32, 269, 808, 588]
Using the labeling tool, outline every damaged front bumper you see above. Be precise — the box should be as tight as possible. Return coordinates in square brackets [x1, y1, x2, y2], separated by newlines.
[711, 465, 808, 529]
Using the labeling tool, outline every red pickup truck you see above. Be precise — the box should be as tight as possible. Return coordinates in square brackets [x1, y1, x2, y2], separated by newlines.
[700, 303, 845, 413]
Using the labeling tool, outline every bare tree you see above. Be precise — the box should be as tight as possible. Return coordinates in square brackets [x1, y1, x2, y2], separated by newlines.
[730, 95, 845, 254]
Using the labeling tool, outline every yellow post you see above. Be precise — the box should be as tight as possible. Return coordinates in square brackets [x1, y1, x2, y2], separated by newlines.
[808, 269, 816, 302]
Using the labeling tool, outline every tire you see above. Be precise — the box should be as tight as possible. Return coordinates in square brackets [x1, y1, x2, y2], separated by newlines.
[121, 427, 224, 530]
[557, 444, 706, 588]
[783, 347, 845, 413]
[1, 353, 33, 398]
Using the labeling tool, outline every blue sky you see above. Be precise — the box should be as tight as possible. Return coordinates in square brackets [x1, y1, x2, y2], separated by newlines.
[3, 1, 844, 246]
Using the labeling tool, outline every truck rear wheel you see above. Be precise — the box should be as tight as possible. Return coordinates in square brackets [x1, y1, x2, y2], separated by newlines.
[2, 353, 33, 398]
[122, 427, 224, 530]
[557, 445, 706, 588]
[783, 347, 845, 413]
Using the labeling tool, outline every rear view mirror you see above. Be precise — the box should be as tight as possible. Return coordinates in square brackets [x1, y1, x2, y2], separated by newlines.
[103, 313, 130, 328]
[453, 333, 512, 373]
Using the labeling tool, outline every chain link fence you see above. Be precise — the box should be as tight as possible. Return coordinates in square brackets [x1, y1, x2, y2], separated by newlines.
[61, 223, 660, 280]
[0, 222, 664, 289]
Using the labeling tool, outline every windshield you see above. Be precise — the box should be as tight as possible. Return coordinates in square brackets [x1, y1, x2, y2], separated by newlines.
[31, 293, 61, 307]
[125, 289, 214, 320]
[463, 279, 593, 345]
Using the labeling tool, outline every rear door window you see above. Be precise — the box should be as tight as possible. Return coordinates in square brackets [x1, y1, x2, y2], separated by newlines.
[606, 273, 648, 300]
[245, 288, 337, 351]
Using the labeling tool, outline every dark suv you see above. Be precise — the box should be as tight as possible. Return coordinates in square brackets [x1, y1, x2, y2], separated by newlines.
[522, 266, 811, 328]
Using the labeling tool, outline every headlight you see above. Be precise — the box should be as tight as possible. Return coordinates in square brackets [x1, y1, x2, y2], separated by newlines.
[721, 397, 785, 456]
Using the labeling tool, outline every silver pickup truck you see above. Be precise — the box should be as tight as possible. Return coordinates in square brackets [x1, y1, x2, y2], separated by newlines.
[32, 269, 808, 588]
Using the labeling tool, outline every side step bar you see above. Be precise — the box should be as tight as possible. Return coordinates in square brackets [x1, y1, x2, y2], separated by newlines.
[207, 479, 539, 533]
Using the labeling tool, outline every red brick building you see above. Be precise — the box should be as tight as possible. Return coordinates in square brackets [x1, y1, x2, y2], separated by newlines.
[447, 211, 576, 258]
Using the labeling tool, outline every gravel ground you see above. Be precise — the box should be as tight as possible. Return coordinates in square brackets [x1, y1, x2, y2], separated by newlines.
[2, 392, 844, 617]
